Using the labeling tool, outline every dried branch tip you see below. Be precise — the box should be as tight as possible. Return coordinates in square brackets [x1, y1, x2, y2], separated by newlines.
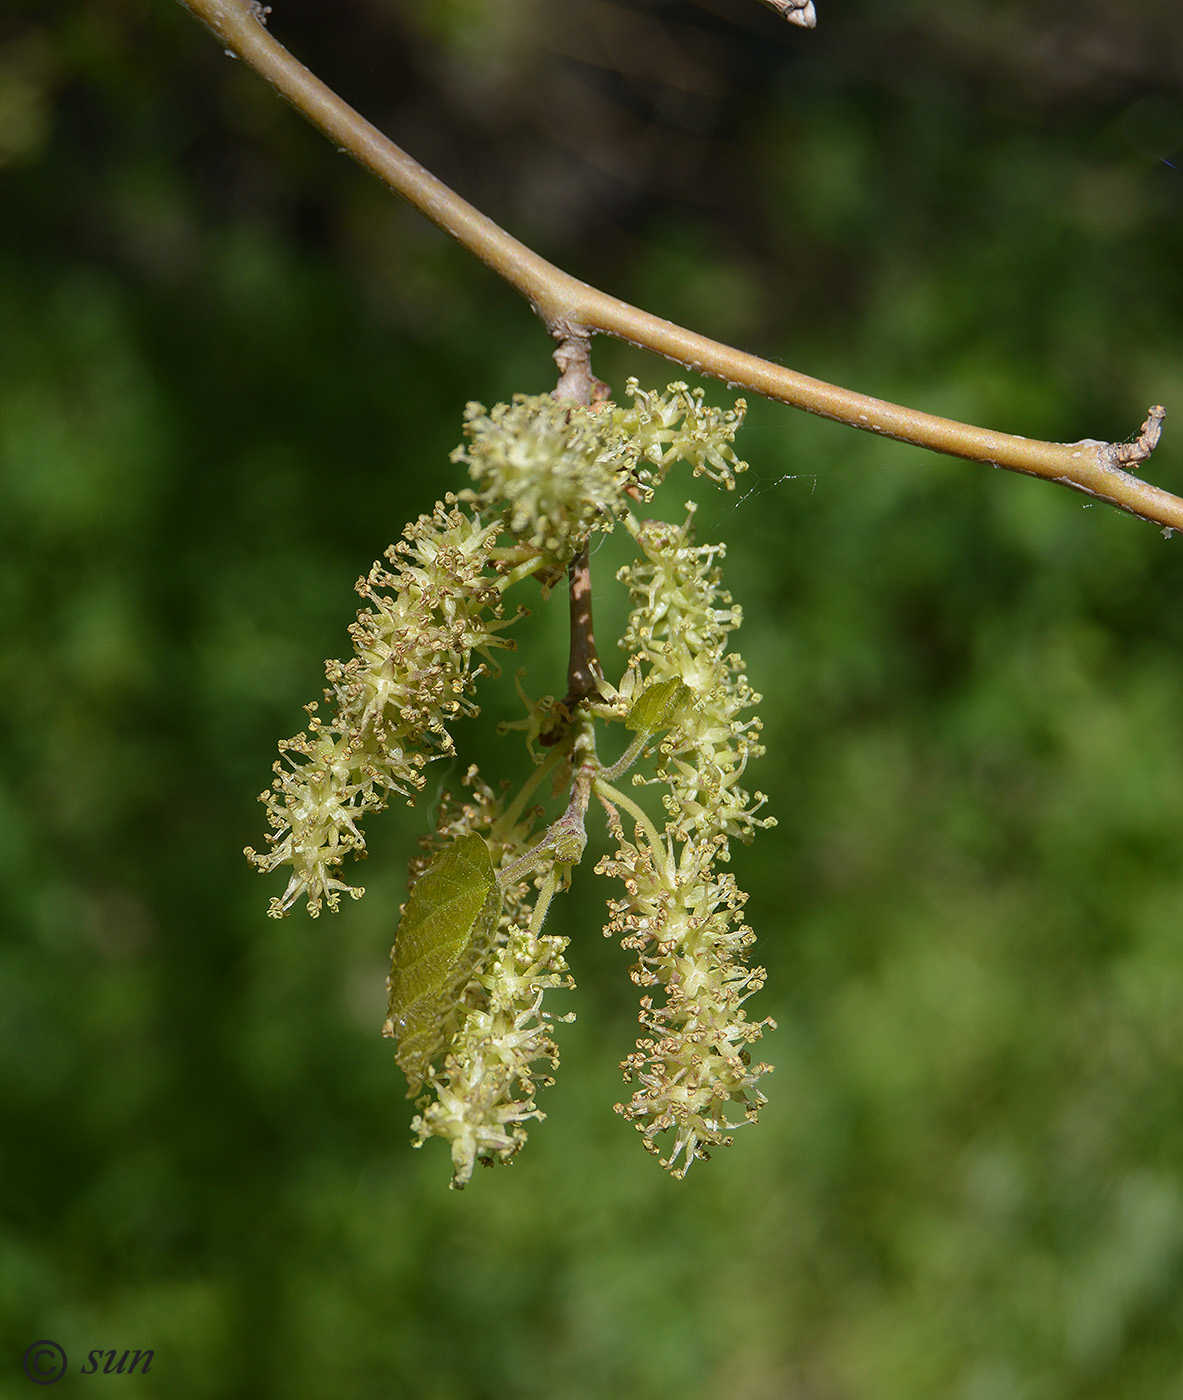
[758, 0, 817, 28]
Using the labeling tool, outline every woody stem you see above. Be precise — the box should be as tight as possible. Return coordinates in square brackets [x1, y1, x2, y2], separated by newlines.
[176, 0, 1179, 530]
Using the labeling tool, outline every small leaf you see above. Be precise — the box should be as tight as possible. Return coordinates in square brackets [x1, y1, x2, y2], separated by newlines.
[625, 678, 691, 738]
[386, 832, 501, 1094]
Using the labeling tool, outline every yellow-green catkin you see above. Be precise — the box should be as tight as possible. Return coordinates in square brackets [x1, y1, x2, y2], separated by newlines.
[599, 508, 776, 1176]
[249, 382, 772, 1183]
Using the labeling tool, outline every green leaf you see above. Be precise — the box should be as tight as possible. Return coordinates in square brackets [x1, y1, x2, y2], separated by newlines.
[387, 832, 501, 1094]
[625, 677, 691, 737]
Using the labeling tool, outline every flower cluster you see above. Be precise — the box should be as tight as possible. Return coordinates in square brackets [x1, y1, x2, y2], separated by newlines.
[388, 771, 575, 1189]
[410, 917, 574, 1188]
[245, 504, 514, 917]
[618, 508, 769, 844]
[598, 507, 775, 1175]
[248, 382, 773, 1183]
[604, 379, 747, 491]
[453, 395, 631, 562]
[600, 830, 772, 1176]
[454, 379, 747, 564]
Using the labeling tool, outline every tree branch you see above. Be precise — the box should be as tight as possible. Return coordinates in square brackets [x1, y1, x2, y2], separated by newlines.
[176, 0, 1179, 531]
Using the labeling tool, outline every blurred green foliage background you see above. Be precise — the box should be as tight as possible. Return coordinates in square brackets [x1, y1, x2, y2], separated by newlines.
[3, 1, 1183, 1396]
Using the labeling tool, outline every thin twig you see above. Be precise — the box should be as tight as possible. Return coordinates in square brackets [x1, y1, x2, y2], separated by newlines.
[176, 0, 1179, 530]
[563, 544, 605, 706]
[545, 337, 606, 743]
